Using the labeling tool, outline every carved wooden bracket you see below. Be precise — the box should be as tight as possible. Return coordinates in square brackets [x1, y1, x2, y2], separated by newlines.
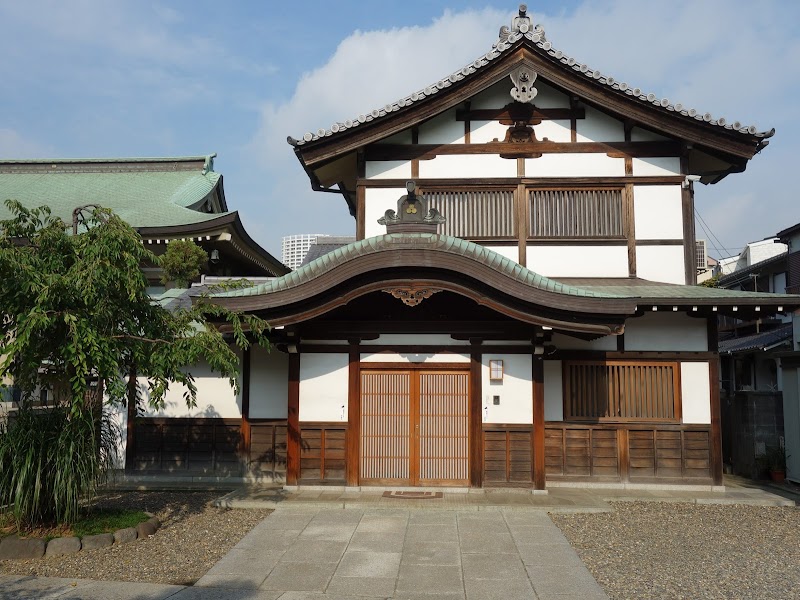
[383, 287, 442, 307]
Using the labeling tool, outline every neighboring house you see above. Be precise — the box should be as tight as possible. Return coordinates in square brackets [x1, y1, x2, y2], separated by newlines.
[281, 234, 328, 270]
[695, 239, 719, 284]
[775, 222, 800, 482]
[717, 238, 788, 277]
[0, 155, 288, 289]
[119, 6, 800, 491]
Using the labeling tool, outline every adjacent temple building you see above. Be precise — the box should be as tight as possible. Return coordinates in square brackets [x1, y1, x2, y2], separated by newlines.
[12, 6, 798, 491]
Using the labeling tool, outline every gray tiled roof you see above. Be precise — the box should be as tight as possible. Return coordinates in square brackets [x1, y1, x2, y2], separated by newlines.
[301, 236, 356, 266]
[719, 323, 793, 354]
[289, 7, 774, 148]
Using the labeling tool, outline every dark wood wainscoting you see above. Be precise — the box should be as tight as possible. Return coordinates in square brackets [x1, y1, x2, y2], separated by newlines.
[482, 425, 533, 485]
[299, 422, 348, 484]
[249, 420, 288, 480]
[131, 418, 242, 475]
[545, 423, 712, 483]
[130, 417, 288, 480]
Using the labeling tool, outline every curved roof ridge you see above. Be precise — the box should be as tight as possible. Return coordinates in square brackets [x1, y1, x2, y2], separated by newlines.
[289, 6, 773, 148]
[210, 232, 614, 299]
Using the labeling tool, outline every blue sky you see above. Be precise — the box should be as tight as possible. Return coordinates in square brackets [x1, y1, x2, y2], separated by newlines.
[1, 0, 798, 260]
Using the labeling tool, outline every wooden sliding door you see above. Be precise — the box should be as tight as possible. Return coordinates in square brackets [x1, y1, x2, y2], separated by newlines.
[360, 369, 470, 486]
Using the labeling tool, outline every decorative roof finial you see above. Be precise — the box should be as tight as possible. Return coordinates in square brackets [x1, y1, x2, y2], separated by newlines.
[378, 181, 446, 234]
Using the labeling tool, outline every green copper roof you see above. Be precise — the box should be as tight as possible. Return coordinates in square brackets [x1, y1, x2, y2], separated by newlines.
[0, 158, 226, 228]
[210, 233, 616, 299]
[569, 282, 799, 302]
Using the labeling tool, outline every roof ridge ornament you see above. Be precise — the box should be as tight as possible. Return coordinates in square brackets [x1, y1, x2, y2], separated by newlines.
[499, 5, 545, 43]
[378, 181, 446, 234]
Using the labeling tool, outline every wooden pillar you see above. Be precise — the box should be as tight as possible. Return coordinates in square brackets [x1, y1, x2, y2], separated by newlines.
[240, 347, 252, 475]
[470, 348, 483, 488]
[346, 343, 361, 487]
[681, 155, 697, 285]
[124, 368, 137, 473]
[707, 317, 723, 485]
[516, 183, 527, 267]
[532, 357, 546, 490]
[286, 352, 301, 485]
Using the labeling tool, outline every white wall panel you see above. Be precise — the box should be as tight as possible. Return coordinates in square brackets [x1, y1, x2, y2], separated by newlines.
[525, 153, 625, 177]
[361, 334, 462, 346]
[630, 127, 669, 142]
[636, 245, 686, 284]
[420, 154, 515, 178]
[526, 245, 629, 277]
[681, 362, 711, 424]
[299, 354, 349, 422]
[364, 187, 406, 238]
[577, 106, 625, 142]
[551, 333, 618, 351]
[141, 350, 243, 419]
[544, 360, 564, 422]
[482, 354, 532, 424]
[375, 130, 412, 144]
[249, 345, 288, 419]
[360, 353, 469, 364]
[418, 108, 464, 144]
[470, 81, 513, 109]
[533, 120, 572, 143]
[528, 81, 569, 108]
[634, 185, 684, 240]
[484, 245, 519, 263]
[632, 157, 681, 176]
[625, 313, 708, 351]
[366, 160, 412, 180]
[470, 120, 510, 144]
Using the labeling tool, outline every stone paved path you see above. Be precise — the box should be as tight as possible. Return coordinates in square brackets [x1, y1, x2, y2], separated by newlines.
[193, 506, 608, 599]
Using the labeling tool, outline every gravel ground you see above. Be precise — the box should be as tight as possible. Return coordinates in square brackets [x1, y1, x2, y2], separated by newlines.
[551, 502, 800, 600]
[0, 491, 271, 585]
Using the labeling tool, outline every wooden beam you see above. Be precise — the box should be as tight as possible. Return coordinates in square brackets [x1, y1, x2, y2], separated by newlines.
[624, 183, 636, 277]
[359, 175, 686, 188]
[240, 347, 252, 473]
[125, 368, 137, 473]
[356, 185, 366, 240]
[516, 183, 527, 266]
[681, 155, 697, 285]
[455, 107, 585, 122]
[287, 353, 300, 485]
[470, 348, 483, 488]
[707, 318, 723, 486]
[532, 357, 546, 490]
[365, 141, 682, 161]
[346, 343, 360, 486]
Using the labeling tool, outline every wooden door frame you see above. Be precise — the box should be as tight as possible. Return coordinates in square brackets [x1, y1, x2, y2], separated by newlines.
[353, 362, 473, 486]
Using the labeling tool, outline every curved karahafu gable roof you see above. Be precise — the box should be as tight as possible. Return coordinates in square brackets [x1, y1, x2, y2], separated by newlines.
[289, 5, 774, 154]
[208, 233, 800, 333]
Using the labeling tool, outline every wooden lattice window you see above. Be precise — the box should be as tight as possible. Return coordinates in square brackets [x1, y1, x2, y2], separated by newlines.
[423, 189, 515, 239]
[563, 361, 681, 422]
[530, 188, 624, 238]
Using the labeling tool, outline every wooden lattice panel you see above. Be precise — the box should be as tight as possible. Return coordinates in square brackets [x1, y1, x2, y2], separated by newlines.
[360, 371, 411, 483]
[418, 372, 470, 485]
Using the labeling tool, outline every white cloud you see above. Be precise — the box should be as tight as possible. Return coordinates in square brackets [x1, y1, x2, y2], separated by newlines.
[0, 129, 54, 158]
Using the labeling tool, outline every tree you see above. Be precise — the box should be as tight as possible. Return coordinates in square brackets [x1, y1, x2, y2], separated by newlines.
[0, 200, 268, 526]
[160, 238, 209, 287]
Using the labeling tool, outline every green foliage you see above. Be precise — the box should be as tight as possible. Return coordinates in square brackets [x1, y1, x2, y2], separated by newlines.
[160, 239, 208, 287]
[0, 200, 270, 526]
[0, 406, 118, 528]
[700, 274, 721, 288]
[764, 445, 788, 471]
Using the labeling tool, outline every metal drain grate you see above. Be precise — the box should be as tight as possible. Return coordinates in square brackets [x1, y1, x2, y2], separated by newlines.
[382, 491, 443, 499]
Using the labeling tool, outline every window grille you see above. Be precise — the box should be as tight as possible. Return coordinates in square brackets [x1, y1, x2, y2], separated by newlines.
[529, 188, 624, 238]
[423, 189, 515, 239]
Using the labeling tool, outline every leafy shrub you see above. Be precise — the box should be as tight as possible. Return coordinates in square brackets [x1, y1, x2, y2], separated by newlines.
[0, 406, 118, 528]
[160, 239, 208, 287]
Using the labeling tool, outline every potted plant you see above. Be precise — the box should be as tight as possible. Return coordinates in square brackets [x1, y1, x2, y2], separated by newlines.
[765, 446, 789, 483]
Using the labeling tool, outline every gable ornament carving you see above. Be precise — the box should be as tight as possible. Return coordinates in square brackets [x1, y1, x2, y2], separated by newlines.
[509, 66, 538, 104]
[382, 287, 442, 307]
[378, 181, 446, 234]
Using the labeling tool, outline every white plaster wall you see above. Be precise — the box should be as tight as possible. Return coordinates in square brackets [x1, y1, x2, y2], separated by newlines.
[576, 106, 625, 142]
[525, 154, 625, 177]
[249, 345, 288, 419]
[360, 352, 469, 364]
[419, 154, 515, 178]
[680, 362, 711, 424]
[551, 333, 618, 351]
[109, 403, 127, 469]
[636, 245, 686, 284]
[141, 350, 243, 418]
[470, 120, 510, 144]
[361, 334, 462, 346]
[364, 187, 406, 238]
[534, 120, 572, 143]
[482, 354, 532, 424]
[630, 127, 669, 142]
[625, 313, 708, 351]
[632, 157, 681, 177]
[375, 130, 412, 144]
[526, 245, 629, 278]
[299, 354, 349, 422]
[366, 160, 412, 180]
[418, 108, 464, 144]
[484, 245, 520, 263]
[634, 185, 684, 240]
[470, 80, 514, 109]
[528, 81, 570, 108]
[544, 360, 564, 421]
